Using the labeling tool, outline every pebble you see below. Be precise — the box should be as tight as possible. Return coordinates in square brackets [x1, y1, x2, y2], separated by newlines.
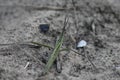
[77, 40, 87, 48]
[39, 24, 49, 33]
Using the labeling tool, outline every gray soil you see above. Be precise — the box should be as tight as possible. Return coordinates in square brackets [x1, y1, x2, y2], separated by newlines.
[0, 0, 120, 80]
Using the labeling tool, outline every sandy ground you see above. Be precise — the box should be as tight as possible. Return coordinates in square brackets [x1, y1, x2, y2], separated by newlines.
[0, 0, 120, 80]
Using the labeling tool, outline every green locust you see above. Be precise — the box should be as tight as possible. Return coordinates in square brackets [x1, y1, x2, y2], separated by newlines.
[43, 16, 69, 74]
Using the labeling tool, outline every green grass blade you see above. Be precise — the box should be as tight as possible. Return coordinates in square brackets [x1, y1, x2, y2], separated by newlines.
[31, 41, 53, 49]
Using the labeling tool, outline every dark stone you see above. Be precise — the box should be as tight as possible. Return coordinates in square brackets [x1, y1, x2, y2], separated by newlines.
[39, 24, 49, 33]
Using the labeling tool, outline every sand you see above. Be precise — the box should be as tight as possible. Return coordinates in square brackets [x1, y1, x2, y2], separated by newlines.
[0, 0, 120, 80]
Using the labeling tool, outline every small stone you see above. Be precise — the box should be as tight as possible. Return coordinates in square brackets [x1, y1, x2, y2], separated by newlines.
[115, 66, 120, 72]
[39, 24, 49, 33]
[77, 40, 87, 48]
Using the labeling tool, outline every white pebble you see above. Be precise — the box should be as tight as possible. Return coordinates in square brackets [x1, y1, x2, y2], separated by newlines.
[77, 40, 87, 48]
